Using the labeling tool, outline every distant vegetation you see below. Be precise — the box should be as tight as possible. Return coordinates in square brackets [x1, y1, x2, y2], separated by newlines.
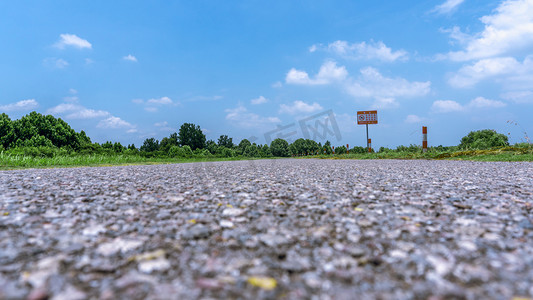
[0, 111, 531, 168]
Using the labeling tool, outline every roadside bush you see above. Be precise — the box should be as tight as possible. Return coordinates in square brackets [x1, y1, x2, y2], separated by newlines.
[6, 146, 58, 158]
[123, 148, 139, 156]
[396, 144, 421, 153]
[182, 145, 193, 158]
[168, 146, 184, 157]
[335, 146, 347, 154]
[220, 147, 235, 158]
[378, 147, 392, 153]
[198, 149, 213, 157]
[459, 129, 509, 149]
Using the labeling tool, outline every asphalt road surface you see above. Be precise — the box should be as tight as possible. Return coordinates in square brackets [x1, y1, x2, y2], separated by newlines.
[1, 159, 532, 299]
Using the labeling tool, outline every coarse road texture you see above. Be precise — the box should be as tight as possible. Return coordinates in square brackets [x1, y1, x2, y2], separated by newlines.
[1, 159, 533, 299]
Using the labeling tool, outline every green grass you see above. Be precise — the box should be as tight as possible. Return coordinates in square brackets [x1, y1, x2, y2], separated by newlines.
[1, 146, 532, 170]
[308, 146, 533, 162]
[0, 152, 251, 170]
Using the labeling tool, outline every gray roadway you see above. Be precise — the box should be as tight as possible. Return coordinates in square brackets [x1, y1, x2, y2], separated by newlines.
[1, 159, 532, 299]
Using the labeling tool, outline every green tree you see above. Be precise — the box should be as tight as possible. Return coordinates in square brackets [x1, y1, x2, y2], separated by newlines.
[20, 135, 54, 148]
[237, 139, 251, 155]
[178, 123, 206, 150]
[217, 135, 234, 148]
[160, 132, 179, 152]
[459, 129, 509, 149]
[11, 112, 81, 149]
[243, 144, 259, 157]
[140, 138, 159, 152]
[351, 146, 366, 154]
[335, 145, 347, 154]
[206, 140, 218, 154]
[323, 140, 333, 154]
[102, 141, 113, 149]
[270, 138, 289, 157]
[0, 113, 14, 148]
[78, 130, 92, 147]
[292, 138, 306, 155]
[113, 142, 125, 153]
[260, 144, 271, 157]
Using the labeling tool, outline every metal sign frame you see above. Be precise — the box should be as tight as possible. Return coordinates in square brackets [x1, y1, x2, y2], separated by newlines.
[357, 110, 378, 152]
[357, 110, 378, 125]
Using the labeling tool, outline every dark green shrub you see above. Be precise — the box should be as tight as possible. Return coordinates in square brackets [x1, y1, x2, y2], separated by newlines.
[335, 145, 347, 154]
[168, 146, 184, 157]
[459, 129, 509, 149]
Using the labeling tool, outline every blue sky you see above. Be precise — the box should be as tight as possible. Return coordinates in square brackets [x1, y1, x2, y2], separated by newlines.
[1, 0, 532, 148]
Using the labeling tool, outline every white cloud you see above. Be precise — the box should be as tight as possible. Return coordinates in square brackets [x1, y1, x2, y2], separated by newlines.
[286, 69, 313, 85]
[286, 61, 347, 85]
[0, 99, 39, 112]
[97, 116, 135, 129]
[145, 107, 158, 113]
[225, 106, 281, 128]
[447, 0, 533, 61]
[449, 57, 520, 87]
[54, 34, 92, 49]
[66, 109, 110, 119]
[147, 96, 173, 105]
[251, 96, 268, 105]
[316, 61, 349, 82]
[501, 90, 533, 103]
[441, 26, 471, 46]
[47, 103, 79, 114]
[133, 96, 177, 112]
[313, 40, 408, 62]
[63, 96, 79, 102]
[185, 95, 223, 102]
[372, 97, 399, 109]
[449, 56, 533, 88]
[432, 97, 507, 113]
[346, 67, 431, 100]
[405, 114, 424, 123]
[154, 121, 173, 131]
[468, 96, 506, 108]
[123, 54, 138, 62]
[47, 103, 110, 119]
[47, 98, 136, 132]
[272, 81, 283, 88]
[43, 58, 69, 69]
[432, 100, 465, 113]
[279, 100, 323, 115]
[285, 63, 429, 109]
[69, 89, 78, 94]
[431, 0, 465, 14]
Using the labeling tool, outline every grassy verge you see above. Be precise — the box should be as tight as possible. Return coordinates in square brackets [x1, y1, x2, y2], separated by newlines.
[0, 153, 253, 170]
[1, 146, 532, 170]
[309, 146, 533, 162]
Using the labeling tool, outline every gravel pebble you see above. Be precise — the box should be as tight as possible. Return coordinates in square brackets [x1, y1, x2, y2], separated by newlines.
[1, 159, 533, 299]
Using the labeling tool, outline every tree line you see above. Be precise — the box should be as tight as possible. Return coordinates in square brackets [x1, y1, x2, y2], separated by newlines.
[0, 111, 512, 158]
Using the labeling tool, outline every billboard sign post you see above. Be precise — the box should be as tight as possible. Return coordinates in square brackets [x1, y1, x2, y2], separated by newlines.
[357, 110, 378, 152]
